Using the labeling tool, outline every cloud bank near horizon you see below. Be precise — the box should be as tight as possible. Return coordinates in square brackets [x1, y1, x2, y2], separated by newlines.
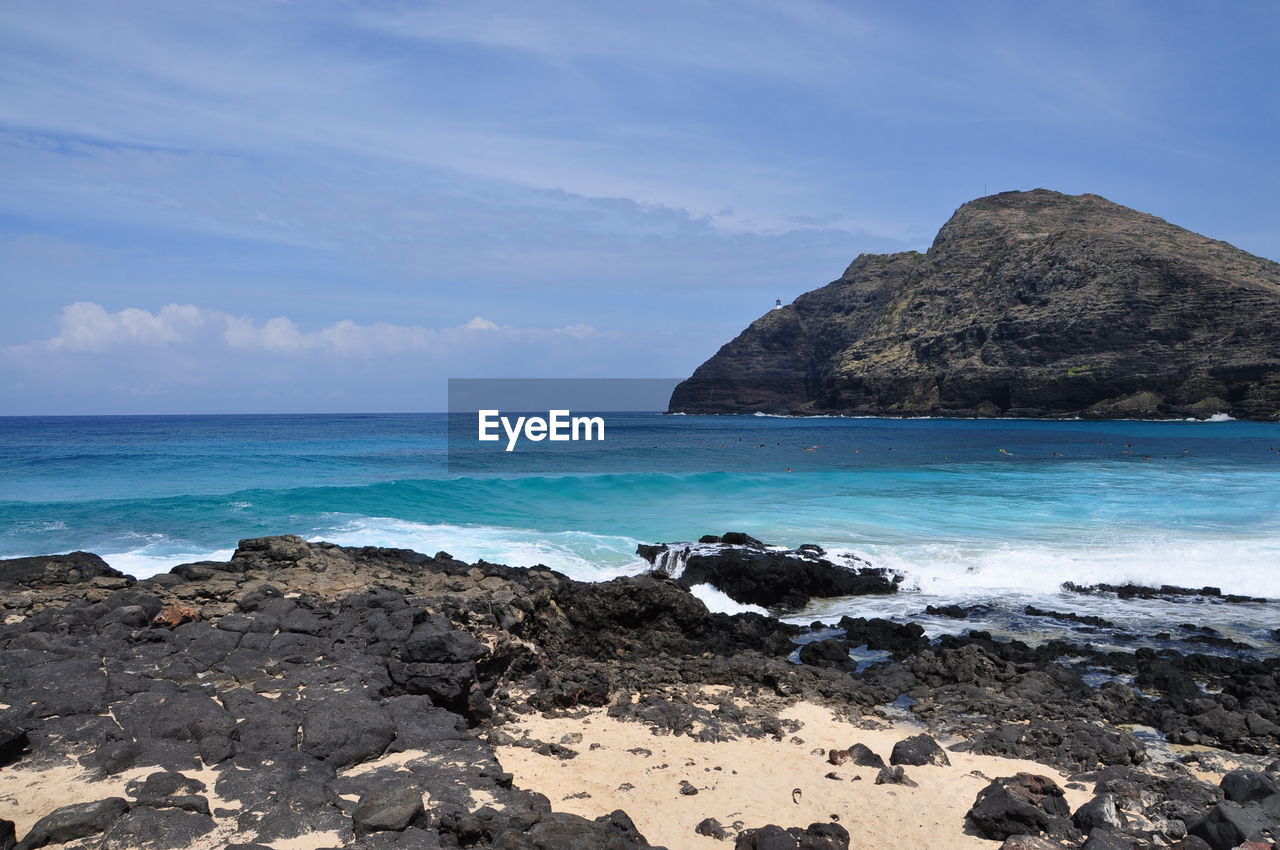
[32, 302, 599, 356]
[3, 302, 679, 414]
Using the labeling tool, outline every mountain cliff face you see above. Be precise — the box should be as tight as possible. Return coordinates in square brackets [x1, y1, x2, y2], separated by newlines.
[669, 190, 1280, 420]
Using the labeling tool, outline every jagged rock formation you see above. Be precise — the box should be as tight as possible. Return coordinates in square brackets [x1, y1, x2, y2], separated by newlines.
[669, 190, 1280, 419]
[1, 536, 1278, 847]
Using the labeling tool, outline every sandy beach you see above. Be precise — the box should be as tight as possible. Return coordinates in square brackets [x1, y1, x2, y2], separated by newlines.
[495, 699, 1096, 849]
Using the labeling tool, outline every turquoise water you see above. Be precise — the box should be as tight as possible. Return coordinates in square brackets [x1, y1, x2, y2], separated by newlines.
[3, 413, 1280, 634]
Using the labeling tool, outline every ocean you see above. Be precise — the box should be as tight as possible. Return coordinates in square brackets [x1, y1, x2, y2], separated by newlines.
[3, 412, 1279, 646]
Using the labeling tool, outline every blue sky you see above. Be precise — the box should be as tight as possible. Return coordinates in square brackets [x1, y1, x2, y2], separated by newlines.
[1, 0, 1277, 413]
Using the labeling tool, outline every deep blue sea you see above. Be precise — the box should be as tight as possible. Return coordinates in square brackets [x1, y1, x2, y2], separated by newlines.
[3, 413, 1279, 643]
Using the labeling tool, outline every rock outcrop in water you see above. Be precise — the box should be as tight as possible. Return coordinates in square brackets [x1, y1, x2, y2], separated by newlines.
[636, 534, 901, 610]
[669, 190, 1280, 420]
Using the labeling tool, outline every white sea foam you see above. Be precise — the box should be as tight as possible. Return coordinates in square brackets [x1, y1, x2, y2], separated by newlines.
[823, 535, 1280, 601]
[106, 547, 237, 578]
[309, 516, 1280, 605]
[317, 516, 647, 581]
[688, 583, 769, 615]
[71, 515, 1280, 635]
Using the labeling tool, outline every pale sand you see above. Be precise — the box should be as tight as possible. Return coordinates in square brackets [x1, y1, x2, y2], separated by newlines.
[495, 701, 1094, 850]
[0, 748, 449, 849]
[1, 707, 1226, 849]
[0, 760, 234, 845]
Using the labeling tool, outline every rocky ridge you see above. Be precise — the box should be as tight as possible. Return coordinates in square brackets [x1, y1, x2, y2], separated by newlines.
[669, 190, 1280, 420]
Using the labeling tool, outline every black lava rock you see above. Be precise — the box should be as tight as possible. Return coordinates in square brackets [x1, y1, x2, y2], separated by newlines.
[0, 551, 125, 588]
[797, 638, 852, 670]
[734, 822, 849, 850]
[352, 787, 428, 836]
[874, 766, 917, 787]
[19, 797, 129, 849]
[837, 617, 927, 655]
[966, 774, 1074, 841]
[0, 726, 29, 768]
[889, 734, 950, 767]
[1187, 801, 1271, 850]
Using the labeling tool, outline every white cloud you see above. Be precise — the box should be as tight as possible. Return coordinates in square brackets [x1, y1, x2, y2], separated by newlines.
[49, 302, 211, 351]
[35, 303, 599, 357]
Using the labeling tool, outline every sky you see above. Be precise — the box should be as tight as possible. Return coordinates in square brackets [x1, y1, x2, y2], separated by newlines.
[1, 0, 1277, 414]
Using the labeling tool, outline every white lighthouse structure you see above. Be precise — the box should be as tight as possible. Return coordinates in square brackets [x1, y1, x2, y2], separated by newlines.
[774, 298, 783, 310]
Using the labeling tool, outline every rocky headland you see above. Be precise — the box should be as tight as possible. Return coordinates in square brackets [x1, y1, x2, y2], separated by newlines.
[0, 535, 1277, 849]
[669, 190, 1280, 420]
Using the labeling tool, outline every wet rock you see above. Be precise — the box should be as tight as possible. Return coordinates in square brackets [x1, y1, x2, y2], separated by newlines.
[925, 603, 991, 619]
[966, 774, 1074, 841]
[641, 539, 898, 610]
[1023, 606, 1115, 629]
[889, 734, 949, 767]
[352, 787, 427, 836]
[1061, 582, 1267, 605]
[19, 797, 129, 848]
[836, 617, 926, 655]
[1135, 658, 1201, 702]
[797, 639, 851, 670]
[874, 766, 917, 787]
